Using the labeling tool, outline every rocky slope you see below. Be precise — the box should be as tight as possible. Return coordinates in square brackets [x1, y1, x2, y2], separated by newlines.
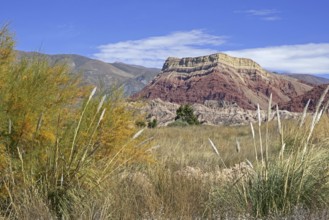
[16, 51, 160, 95]
[132, 53, 313, 110]
[279, 84, 329, 112]
[134, 99, 299, 126]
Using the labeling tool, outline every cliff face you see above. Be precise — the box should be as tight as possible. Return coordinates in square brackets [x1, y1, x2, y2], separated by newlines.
[162, 53, 266, 75]
[132, 53, 313, 110]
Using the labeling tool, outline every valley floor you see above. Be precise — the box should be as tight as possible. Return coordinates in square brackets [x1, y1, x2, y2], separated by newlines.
[2, 120, 329, 219]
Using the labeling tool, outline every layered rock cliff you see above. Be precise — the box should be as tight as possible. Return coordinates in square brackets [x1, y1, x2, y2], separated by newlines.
[132, 53, 313, 110]
[162, 53, 266, 75]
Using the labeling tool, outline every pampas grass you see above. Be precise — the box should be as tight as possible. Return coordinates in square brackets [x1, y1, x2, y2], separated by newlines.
[69, 87, 97, 166]
[299, 99, 310, 127]
[215, 87, 329, 218]
[208, 138, 227, 168]
[235, 138, 241, 153]
[250, 122, 258, 162]
[208, 138, 219, 156]
[265, 93, 272, 165]
[257, 104, 264, 166]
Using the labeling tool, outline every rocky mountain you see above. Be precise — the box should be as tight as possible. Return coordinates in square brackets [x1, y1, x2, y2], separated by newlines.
[133, 53, 313, 110]
[279, 84, 329, 112]
[16, 51, 160, 95]
[285, 73, 329, 85]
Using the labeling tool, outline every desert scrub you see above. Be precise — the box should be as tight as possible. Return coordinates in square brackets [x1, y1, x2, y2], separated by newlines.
[210, 90, 329, 218]
[0, 26, 152, 219]
[105, 163, 213, 219]
[216, 146, 329, 218]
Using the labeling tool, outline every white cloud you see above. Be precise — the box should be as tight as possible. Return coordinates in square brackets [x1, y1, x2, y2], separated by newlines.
[236, 9, 281, 21]
[245, 9, 279, 16]
[93, 30, 226, 67]
[262, 16, 281, 21]
[225, 43, 329, 74]
[94, 30, 329, 74]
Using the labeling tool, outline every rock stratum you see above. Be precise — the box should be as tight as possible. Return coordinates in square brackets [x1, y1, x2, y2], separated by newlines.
[132, 53, 313, 110]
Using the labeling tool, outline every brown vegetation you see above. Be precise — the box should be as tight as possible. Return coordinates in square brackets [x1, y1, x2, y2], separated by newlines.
[1, 26, 329, 219]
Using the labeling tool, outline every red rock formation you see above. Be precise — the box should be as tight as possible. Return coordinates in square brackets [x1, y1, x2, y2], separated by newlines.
[132, 53, 313, 110]
[279, 84, 329, 112]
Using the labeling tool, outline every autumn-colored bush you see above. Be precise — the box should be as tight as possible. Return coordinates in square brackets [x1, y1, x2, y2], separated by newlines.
[0, 26, 152, 218]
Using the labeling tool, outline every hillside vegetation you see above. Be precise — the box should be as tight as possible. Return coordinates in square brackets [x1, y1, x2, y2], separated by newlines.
[0, 26, 329, 219]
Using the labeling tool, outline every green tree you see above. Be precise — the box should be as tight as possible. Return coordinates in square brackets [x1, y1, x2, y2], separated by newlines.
[147, 119, 157, 128]
[175, 104, 200, 125]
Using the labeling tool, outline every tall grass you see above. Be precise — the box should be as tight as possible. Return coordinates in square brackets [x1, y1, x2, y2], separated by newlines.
[1, 25, 329, 219]
[210, 91, 329, 218]
[0, 26, 152, 219]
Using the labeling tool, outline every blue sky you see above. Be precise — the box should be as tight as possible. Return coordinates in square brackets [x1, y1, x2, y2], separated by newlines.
[1, 0, 329, 73]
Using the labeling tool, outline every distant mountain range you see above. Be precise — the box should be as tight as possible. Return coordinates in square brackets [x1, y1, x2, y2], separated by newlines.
[16, 51, 160, 95]
[284, 73, 329, 85]
[16, 51, 329, 112]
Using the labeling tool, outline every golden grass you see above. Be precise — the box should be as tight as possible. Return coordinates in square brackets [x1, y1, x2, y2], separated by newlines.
[145, 122, 281, 170]
[1, 25, 329, 219]
[2, 115, 329, 219]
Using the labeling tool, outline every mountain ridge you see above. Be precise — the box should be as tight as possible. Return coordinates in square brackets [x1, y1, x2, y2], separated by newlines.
[16, 50, 329, 113]
[284, 73, 329, 85]
[16, 50, 160, 95]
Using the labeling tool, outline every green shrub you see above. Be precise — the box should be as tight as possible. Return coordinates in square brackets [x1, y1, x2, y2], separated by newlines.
[147, 119, 157, 128]
[167, 119, 189, 127]
[175, 104, 200, 125]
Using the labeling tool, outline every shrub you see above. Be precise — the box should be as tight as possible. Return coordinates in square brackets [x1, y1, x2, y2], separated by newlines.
[175, 104, 200, 125]
[0, 26, 152, 219]
[167, 119, 189, 127]
[147, 119, 157, 128]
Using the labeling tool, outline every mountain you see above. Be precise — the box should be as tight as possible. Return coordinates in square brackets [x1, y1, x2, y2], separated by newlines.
[284, 73, 329, 85]
[111, 62, 160, 95]
[315, 74, 329, 79]
[279, 84, 329, 112]
[16, 51, 160, 95]
[132, 53, 313, 110]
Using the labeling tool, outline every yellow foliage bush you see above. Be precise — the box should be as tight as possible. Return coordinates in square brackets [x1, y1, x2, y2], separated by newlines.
[0, 26, 152, 218]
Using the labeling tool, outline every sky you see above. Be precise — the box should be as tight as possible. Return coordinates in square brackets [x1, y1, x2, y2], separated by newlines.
[1, 0, 329, 74]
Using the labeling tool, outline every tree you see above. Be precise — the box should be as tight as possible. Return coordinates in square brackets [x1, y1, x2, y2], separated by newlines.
[175, 104, 200, 125]
[147, 119, 157, 128]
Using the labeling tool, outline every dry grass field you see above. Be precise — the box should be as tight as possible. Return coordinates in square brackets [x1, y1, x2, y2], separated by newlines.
[1, 26, 329, 219]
